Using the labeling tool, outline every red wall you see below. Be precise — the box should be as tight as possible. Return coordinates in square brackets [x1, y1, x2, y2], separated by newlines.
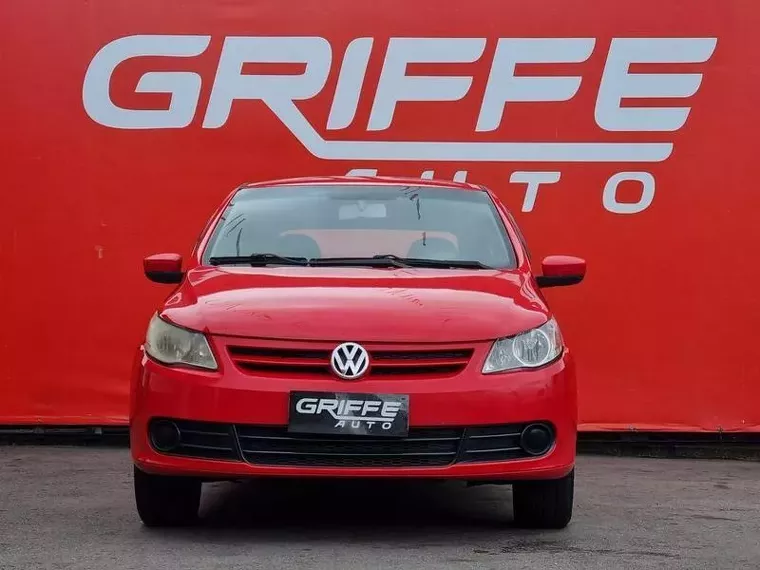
[2, 0, 758, 431]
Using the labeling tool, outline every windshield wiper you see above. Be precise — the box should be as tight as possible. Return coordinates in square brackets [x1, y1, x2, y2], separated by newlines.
[373, 254, 493, 269]
[371, 254, 414, 266]
[208, 253, 310, 266]
[208, 253, 493, 270]
[393, 257, 493, 269]
[309, 255, 492, 269]
[310, 256, 411, 268]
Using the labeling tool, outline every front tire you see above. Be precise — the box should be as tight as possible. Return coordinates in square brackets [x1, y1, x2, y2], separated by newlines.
[512, 469, 574, 529]
[133, 466, 202, 527]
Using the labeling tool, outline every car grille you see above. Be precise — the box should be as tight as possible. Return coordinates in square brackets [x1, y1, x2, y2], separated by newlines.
[150, 419, 551, 467]
[226, 345, 473, 378]
[236, 425, 462, 467]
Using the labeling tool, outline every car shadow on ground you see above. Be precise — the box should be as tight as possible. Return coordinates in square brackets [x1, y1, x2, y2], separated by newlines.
[139, 478, 570, 550]
[199, 478, 514, 530]
[141, 477, 570, 543]
[130, 479, 582, 564]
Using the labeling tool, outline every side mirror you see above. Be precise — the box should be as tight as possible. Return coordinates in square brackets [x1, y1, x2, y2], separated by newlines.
[536, 255, 586, 288]
[144, 253, 184, 284]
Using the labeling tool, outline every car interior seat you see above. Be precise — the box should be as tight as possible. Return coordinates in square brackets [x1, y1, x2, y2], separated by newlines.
[274, 233, 322, 259]
[406, 236, 459, 260]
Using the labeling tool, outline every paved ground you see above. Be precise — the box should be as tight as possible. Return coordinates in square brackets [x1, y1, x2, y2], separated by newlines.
[0, 448, 758, 569]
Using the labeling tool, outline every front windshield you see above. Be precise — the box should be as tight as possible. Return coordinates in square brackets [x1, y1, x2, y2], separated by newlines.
[202, 184, 517, 269]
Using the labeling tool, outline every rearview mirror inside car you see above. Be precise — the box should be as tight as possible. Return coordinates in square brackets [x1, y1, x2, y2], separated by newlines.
[339, 202, 387, 220]
[144, 253, 184, 284]
[536, 255, 586, 288]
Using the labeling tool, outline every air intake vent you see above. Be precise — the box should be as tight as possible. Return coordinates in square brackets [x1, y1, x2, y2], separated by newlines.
[147, 419, 555, 466]
[236, 425, 463, 467]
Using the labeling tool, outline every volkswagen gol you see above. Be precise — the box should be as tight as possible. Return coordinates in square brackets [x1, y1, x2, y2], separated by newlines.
[131, 176, 586, 528]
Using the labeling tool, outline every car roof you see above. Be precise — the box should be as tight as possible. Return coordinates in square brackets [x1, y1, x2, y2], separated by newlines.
[241, 175, 484, 192]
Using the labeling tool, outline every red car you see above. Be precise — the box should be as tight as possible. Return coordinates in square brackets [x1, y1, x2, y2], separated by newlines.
[130, 176, 585, 529]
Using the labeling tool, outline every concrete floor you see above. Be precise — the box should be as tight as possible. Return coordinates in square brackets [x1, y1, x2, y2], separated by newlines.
[0, 447, 758, 569]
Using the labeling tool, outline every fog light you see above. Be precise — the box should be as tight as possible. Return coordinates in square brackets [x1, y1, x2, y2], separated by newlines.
[149, 420, 181, 452]
[520, 423, 554, 456]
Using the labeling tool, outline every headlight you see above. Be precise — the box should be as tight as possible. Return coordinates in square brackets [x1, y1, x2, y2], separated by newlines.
[482, 318, 563, 373]
[144, 314, 217, 370]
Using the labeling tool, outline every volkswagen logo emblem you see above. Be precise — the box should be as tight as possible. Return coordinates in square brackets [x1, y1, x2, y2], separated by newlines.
[330, 342, 370, 380]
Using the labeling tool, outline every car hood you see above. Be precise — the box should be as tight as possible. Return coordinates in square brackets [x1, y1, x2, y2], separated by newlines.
[160, 266, 548, 343]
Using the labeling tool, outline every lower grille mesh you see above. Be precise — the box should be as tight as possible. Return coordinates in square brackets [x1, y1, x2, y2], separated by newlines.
[151, 419, 553, 467]
[155, 419, 237, 460]
[459, 425, 528, 462]
[237, 425, 462, 467]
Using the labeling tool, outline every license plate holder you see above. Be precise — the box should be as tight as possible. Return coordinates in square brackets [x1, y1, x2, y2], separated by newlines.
[288, 391, 409, 437]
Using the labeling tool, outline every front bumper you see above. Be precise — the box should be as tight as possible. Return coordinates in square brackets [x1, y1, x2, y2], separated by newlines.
[130, 341, 577, 481]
